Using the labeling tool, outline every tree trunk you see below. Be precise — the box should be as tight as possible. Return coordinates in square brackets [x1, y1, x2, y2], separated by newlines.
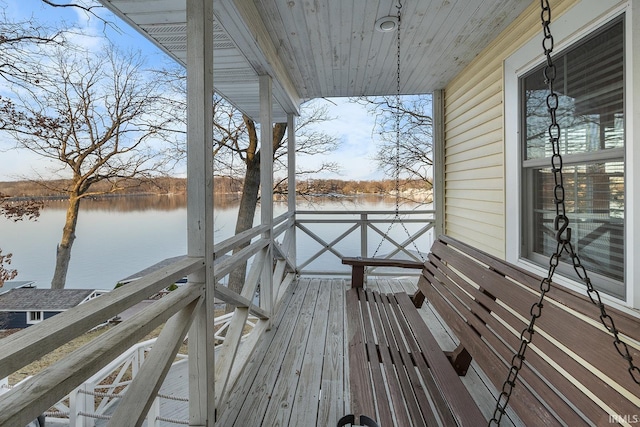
[51, 194, 81, 289]
[226, 121, 287, 310]
[227, 154, 261, 298]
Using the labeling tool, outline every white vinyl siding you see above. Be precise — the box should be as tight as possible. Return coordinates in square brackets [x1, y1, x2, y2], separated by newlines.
[443, 0, 579, 258]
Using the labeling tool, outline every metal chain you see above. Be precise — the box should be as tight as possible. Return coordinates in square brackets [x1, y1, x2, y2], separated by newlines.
[490, 1, 640, 424]
[373, 0, 424, 261]
[395, 0, 402, 215]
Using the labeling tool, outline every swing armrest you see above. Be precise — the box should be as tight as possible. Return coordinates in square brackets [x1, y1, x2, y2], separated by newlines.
[341, 257, 424, 288]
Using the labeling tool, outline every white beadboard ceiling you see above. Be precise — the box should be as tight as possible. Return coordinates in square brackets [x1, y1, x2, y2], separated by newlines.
[101, 0, 530, 121]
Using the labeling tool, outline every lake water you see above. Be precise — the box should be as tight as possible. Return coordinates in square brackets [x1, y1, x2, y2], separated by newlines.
[1, 194, 428, 290]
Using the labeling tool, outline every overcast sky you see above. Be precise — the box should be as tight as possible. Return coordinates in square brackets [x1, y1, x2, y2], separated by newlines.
[0, 0, 388, 182]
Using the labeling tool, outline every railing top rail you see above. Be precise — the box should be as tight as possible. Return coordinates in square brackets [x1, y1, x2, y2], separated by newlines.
[213, 224, 270, 256]
[0, 282, 204, 427]
[274, 211, 294, 223]
[213, 212, 291, 257]
[296, 218, 433, 224]
[0, 256, 204, 380]
[295, 209, 436, 215]
[86, 337, 159, 384]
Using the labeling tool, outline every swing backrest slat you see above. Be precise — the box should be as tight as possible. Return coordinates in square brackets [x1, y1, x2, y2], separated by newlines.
[420, 235, 640, 425]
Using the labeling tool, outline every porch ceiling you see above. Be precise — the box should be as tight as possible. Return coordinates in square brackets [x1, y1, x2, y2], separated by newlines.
[100, 0, 529, 122]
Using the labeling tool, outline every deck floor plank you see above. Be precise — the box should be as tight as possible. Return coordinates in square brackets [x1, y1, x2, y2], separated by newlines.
[288, 279, 333, 426]
[133, 277, 520, 426]
[316, 279, 347, 426]
[248, 278, 322, 426]
[217, 277, 310, 425]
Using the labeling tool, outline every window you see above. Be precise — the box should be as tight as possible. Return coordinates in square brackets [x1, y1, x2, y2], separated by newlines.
[520, 17, 625, 298]
[27, 311, 43, 324]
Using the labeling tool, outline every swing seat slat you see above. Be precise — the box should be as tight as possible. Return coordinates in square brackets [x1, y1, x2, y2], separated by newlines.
[341, 257, 424, 288]
[343, 235, 640, 425]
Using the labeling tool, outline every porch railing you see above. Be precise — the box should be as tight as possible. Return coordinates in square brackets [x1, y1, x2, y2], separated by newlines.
[295, 209, 435, 277]
[0, 208, 434, 426]
[0, 211, 296, 426]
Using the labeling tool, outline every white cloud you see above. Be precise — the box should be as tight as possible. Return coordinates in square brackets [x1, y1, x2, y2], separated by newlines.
[302, 97, 385, 180]
[0, 144, 66, 181]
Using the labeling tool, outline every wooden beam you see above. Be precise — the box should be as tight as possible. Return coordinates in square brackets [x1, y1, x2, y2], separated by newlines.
[433, 89, 445, 237]
[215, 250, 266, 406]
[0, 256, 203, 380]
[213, 238, 269, 279]
[295, 222, 358, 269]
[107, 298, 202, 427]
[185, 0, 215, 425]
[0, 283, 203, 427]
[216, 0, 301, 116]
[287, 113, 297, 270]
[260, 74, 274, 326]
[213, 223, 270, 256]
[214, 284, 269, 320]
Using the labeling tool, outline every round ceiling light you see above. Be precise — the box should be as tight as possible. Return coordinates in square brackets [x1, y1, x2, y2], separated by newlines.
[375, 16, 398, 33]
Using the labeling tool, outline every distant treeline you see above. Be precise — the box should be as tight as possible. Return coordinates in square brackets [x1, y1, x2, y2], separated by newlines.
[1, 176, 431, 199]
[292, 178, 432, 195]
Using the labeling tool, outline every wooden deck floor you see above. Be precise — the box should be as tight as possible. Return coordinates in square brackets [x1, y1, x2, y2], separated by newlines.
[217, 277, 519, 426]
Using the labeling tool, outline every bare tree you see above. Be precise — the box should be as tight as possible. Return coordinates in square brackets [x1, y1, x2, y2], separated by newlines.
[154, 70, 341, 297]
[0, 8, 62, 85]
[0, 193, 42, 287]
[219, 101, 340, 297]
[0, 0, 116, 289]
[0, 0, 113, 86]
[158, 70, 341, 184]
[1, 44, 181, 289]
[356, 95, 433, 188]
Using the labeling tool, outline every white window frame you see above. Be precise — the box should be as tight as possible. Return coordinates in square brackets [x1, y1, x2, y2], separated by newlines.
[27, 310, 43, 324]
[504, 0, 639, 308]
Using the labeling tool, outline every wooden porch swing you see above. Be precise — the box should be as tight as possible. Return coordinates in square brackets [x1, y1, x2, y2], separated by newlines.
[341, 1, 640, 426]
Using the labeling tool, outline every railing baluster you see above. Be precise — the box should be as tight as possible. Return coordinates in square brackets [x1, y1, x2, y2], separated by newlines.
[361, 213, 368, 258]
[295, 209, 435, 277]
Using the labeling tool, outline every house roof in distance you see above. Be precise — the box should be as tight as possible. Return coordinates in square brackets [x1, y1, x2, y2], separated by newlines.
[0, 281, 36, 295]
[0, 288, 94, 311]
[118, 255, 188, 285]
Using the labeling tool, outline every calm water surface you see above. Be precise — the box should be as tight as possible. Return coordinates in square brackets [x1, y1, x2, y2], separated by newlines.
[1, 194, 426, 290]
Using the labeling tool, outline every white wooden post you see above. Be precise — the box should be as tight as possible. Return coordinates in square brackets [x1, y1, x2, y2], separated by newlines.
[360, 213, 368, 258]
[287, 113, 297, 270]
[68, 387, 79, 427]
[433, 89, 445, 237]
[146, 397, 160, 427]
[185, 0, 215, 425]
[134, 346, 144, 377]
[260, 75, 274, 327]
[69, 383, 94, 427]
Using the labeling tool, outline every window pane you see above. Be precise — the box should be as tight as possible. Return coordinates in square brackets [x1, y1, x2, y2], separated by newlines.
[524, 19, 624, 161]
[531, 162, 624, 283]
[520, 16, 625, 297]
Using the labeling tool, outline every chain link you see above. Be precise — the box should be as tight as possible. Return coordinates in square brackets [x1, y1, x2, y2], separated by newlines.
[490, 1, 639, 424]
[372, 0, 424, 261]
[395, 0, 402, 216]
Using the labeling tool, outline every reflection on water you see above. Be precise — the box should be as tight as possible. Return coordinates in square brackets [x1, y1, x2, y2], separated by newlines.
[42, 193, 244, 212]
[1, 194, 426, 290]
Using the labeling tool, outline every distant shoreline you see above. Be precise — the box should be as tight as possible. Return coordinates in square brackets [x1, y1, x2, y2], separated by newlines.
[4, 192, 182, 202]
[1, 177, 433, 201]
